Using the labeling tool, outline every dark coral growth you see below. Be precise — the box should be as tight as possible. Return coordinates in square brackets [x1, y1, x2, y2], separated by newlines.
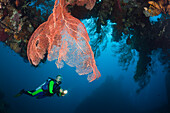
[0, 0, 54, 60]
[0, 90, 9, 113]
[82, 0, 169, 91]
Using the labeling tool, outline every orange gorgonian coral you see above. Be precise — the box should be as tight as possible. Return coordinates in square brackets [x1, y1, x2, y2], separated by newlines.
[27, 0, 100, 82]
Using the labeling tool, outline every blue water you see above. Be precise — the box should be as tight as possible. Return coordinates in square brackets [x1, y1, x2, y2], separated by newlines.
[0, 39, 169, 113]
[0, 16, 169, 113]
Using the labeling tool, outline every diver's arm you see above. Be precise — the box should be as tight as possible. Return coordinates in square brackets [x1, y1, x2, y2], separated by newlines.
[49, 80, 55, 94]
[56, 86, 62, 97]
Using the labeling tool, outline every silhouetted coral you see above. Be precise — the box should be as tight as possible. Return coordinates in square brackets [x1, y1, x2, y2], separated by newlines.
[75, 76, 137, 113]
[0, 90, 9, 113]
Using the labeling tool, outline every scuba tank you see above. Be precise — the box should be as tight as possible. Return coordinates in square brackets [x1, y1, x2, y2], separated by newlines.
[36, 78, 54, 91]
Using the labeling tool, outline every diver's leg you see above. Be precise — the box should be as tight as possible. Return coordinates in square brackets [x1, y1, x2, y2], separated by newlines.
[35, 92, 46, 99]
[15, 89, 44, 97]
[25, 89, 44, 97]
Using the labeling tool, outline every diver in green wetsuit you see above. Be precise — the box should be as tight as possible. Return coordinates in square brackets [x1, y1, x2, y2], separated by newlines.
[15, 75, 68, 99]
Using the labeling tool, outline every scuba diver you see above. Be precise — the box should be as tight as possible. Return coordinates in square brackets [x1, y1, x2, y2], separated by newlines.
[15, 75, 68, 99]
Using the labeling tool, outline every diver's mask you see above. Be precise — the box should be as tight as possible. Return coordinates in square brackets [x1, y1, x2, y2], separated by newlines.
[56, 75, 62, 83]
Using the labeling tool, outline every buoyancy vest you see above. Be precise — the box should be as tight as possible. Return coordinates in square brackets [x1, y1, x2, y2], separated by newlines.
[42, 78, 61, 96]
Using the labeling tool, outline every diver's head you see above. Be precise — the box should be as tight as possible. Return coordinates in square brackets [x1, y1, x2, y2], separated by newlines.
[56, 75, 62, 82]
[59, 88, 68, 96]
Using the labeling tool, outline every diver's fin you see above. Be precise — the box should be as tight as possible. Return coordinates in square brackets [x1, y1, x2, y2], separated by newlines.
[14, 93, 22, 97]
[14, 89, 25, 98]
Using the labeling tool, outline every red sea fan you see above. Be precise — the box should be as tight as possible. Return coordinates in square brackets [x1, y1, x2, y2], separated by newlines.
[27, 0, 101, 82]
[75, 0, 96, 10]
